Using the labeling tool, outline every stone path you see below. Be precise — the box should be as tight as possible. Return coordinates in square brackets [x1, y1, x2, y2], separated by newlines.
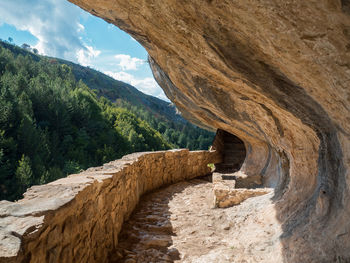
[114, 179, 283, 263]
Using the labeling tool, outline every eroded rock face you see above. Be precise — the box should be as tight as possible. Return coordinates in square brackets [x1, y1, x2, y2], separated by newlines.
[0, 150, 221, 263]
[67, 1, 350, 261]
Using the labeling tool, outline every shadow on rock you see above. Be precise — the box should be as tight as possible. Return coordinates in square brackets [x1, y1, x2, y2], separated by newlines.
[111, 181, 199, 262]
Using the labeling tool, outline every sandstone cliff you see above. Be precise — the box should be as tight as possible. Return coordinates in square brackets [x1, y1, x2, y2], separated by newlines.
[66, 1, 350, 262]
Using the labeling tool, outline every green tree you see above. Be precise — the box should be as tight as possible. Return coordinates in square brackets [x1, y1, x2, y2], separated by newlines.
[63, 160, 81, 175]
[0, 40, 214, 201]
[15, 155, 33, 191]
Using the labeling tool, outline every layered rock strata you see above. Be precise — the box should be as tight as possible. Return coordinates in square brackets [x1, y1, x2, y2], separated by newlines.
[0, 150, 221, 263]
[67, 1, 350, 261]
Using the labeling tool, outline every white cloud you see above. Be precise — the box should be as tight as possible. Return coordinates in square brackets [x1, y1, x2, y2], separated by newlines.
[0, 0, 92, 63]
[114, 54, 144, 71]
[105, 71, 169, 101]
[77, 23, 85, 32]
[105, 71, 133, 83]
[0, 1, 169, 101]
[77, 45, 101, 66]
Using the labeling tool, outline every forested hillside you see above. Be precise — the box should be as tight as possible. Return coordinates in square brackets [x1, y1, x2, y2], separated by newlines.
[63, 58, 214, 150]
[60, 59, 185, 124]
[0, 42, 214, 201]
[0, 41, 215, 149]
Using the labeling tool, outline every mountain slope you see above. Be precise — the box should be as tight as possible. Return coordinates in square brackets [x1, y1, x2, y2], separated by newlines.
[59, 58, 186, 123]
[0, 42, 175, 200]
[0, 40, 214, 150]
[0, 41, 214, 200]
[0, 40, 183, 123]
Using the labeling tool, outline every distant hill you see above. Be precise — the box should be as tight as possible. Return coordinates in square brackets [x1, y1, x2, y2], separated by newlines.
[0, 40, 214, 150]
[0, 40, 184, 123]
[58, 59, 187, 123]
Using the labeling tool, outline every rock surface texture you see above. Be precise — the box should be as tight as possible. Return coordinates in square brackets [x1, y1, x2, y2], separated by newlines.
[66, 1, 350, 262]
[115, 179, 283, 263]
[0, 150, 221, 263]
[212, 172, 272, 208]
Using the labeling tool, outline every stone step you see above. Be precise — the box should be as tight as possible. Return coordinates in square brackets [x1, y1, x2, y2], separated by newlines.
[213, 186, 273, 208]
[213, 172, 262, 188]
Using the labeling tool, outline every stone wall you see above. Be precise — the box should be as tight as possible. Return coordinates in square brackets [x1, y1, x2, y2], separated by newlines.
[0, 149, 221, 263]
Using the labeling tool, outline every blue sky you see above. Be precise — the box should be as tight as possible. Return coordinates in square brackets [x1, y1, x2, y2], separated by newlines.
[0, 0, 168, 101]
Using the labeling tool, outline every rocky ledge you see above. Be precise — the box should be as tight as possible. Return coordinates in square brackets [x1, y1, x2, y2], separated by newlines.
[212, 172, 272, 208]
[0, 150, 221, 263]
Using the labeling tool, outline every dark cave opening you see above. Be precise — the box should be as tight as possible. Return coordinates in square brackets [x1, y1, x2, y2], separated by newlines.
[212, 129, 246, 173]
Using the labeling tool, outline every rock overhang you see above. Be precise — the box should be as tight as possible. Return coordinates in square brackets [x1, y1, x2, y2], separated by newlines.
[66, 1, 350, 261]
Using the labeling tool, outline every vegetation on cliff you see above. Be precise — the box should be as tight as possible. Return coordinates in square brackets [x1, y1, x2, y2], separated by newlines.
[0, 42, 213, 200]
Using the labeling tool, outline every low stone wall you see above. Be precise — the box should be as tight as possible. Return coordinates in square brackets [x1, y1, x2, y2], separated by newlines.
[0, 149, 221, 263]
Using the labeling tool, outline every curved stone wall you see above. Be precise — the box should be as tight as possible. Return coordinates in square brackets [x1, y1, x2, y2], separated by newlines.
[0, 150, 221, 263]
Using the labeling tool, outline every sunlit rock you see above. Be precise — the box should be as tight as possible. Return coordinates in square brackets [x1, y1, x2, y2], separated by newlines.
[67, 0, 350, 261]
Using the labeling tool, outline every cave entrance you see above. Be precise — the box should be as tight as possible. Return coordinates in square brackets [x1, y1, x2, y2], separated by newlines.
[212, 129, 246, 173]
